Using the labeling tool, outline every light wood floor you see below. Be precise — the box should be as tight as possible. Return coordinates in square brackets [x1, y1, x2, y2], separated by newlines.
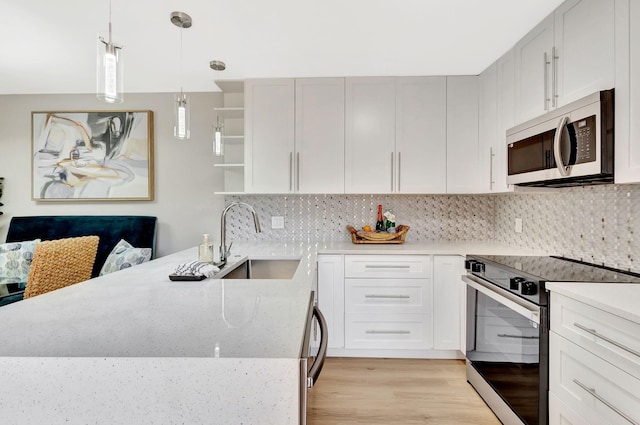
[307, 357, 501, 425]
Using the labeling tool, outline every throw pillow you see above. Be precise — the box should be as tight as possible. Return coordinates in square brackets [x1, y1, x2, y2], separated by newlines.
[100, 239, 152, 276]
[0, 239, 41, 282]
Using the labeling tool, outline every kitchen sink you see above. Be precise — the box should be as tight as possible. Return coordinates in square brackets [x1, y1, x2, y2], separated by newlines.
[220, 259, 301, 279]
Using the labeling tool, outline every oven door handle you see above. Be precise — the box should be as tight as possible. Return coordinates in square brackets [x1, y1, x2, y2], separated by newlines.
[462, 275, 540, 324]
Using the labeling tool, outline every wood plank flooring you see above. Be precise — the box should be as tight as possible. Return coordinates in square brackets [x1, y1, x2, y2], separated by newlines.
[307, 357, 501, 425]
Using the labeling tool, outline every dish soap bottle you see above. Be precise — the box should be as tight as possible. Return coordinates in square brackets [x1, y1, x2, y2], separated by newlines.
[198, 234, 214, 264]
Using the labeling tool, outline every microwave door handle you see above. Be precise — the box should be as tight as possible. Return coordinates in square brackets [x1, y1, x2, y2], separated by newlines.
[553, 116, 571, 176]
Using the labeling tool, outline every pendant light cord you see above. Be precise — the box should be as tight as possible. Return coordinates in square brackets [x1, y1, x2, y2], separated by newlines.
[180, 25, 184, 96]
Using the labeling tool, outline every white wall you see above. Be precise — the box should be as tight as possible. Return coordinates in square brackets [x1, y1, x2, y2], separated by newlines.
[0, 92, 226, 257]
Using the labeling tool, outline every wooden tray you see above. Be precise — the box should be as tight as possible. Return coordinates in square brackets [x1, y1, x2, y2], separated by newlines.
[347, 225, 410, 244]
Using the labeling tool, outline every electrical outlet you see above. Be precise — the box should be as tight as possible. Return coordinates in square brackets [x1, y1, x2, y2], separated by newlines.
[271, 216, 285, 229]
[515, 218, 523, 233]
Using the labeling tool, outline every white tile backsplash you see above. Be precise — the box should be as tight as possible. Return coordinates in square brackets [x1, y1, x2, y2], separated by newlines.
[225, 183, 640, 274]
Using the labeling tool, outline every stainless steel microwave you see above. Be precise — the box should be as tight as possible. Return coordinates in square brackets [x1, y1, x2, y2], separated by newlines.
[506, 89, 614, 187]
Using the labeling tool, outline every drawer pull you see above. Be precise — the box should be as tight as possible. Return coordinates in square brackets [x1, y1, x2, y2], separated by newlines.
[365, 294, 411, 299]
[497, 334, 539, 340]
[365, 330, 411, 335]
[573, 322, 640, 358]
[364, 265, 411, 269]
[573, 379, 639, 425]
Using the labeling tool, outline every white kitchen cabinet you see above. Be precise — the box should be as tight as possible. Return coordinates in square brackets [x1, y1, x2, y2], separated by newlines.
[446, 76, 480, 194]
[514, 0, 615, 124]
[494, 49, 515, 193]
[615, 0, 640, 183]
[345, 77, 447, 194]
[432, 256, 465, 350]
[295, 78, 345, 193]
[344, 255, 433, 351]
[345, 77, 396, 193]
[478, 64, 498, 194]
[317, 255, 345, 349]
[514, 14, 554, 122]
[244, 79, 295, 193]
[549, 292, 640, 425]
[395, 77, 447, 193]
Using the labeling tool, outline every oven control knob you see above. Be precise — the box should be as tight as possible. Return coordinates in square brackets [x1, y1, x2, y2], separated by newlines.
[521, 281, 538, 295]
[464, 259, 476, 271]
[471, 262, 485, 273]
[510, 277, 524, 290]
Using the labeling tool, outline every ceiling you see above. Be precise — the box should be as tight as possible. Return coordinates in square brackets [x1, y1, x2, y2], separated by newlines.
[1, 0, 565, 95]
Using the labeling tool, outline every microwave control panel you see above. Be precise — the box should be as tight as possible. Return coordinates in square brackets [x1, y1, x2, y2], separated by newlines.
[570, 115, 596, 164]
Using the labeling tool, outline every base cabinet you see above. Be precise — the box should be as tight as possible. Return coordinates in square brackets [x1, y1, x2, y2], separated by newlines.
[549, 292, 640, 425]
[317, 253, 465, 358]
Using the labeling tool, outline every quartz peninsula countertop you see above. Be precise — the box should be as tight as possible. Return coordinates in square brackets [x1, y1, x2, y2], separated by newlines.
[0, 239, 548, 360]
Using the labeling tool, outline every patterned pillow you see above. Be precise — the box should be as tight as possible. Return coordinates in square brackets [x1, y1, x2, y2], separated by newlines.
[100, 239, 152, 276]
[0, 239, 41, 282]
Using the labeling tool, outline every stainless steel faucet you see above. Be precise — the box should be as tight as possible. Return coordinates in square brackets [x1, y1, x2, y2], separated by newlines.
[220, 202, 261, 262]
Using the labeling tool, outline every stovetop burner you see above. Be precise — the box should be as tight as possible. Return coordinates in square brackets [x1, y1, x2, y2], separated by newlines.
[465, 255, 640, 307]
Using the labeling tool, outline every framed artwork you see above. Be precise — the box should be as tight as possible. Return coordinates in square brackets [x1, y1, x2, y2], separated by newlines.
[31, 111, 154, 201]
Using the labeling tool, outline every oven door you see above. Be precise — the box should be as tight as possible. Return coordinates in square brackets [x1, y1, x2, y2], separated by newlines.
[463, 274, 548, 425]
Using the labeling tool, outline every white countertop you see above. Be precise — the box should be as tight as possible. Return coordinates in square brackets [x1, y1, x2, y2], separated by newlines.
[0, 240, 548, 359]
[546, 281, 640, 324]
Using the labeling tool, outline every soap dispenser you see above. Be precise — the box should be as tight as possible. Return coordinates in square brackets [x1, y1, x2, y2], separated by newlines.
[198, 234, 214, 264]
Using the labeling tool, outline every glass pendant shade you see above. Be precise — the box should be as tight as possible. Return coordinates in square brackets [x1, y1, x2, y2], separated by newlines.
[96, 38, 124, 103]
[173, 92, 190, 140]
[213, 117, 224, 156]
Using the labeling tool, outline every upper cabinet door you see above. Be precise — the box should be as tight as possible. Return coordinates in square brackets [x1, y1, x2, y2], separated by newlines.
[446, 76, 480, 194]
[245, 79, 295, 193]
[495, 49, 516, 193]
[395, 77, 447, 194]
[615, 0, 640, 183]
[514, 15, 554, 123]
[345, 77, 396, 194]
[554, 0, 615, 107]
[295, 78, 345, 194]
[479, 63, 498, 194]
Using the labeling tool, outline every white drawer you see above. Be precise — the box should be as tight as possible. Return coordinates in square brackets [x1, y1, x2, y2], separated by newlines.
[345, 313, 431, 350]
[550, 332, 640, 425]
[549, 391, 593, 425]
[344, 255, 430, 279]
[345, 278, 431, 315]
[551, 292, 640, 380]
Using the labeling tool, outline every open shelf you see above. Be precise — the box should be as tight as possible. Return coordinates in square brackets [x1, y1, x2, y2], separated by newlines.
[214, 107, 244, 119]
[213, 163, 244, 168]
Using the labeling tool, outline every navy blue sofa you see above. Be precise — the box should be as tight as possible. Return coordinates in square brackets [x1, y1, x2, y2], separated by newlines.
[1, 215, 157, 306]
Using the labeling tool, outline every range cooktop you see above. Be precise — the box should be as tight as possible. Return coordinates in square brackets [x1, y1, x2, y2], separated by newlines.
[465, 255, 640, 306]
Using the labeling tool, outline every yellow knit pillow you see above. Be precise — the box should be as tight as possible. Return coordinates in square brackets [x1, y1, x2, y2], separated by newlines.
[24, 236, 99, 299]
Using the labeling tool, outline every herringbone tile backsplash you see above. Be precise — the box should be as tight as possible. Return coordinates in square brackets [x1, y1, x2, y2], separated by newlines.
[225, 183, 640, 273]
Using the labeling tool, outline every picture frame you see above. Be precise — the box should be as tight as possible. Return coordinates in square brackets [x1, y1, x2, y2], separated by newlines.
[31, 111, 154, 201]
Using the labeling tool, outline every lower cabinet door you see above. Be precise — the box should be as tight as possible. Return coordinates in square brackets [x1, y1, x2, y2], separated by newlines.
[550, 332, 640, 425]
[345, 313, 432, 350]
[549, 391, 593, 425]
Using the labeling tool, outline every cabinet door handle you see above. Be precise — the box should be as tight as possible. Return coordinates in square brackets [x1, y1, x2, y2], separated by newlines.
[573, 322, 640, 358]
[489, 147, 495, 190]
[397, 151, 402, 192]
[573, 379, 639, 425]
[390, 152, 394, 192]
[365, 294, 411, 299]
[289, 152, 293, 192]
[543, 51, 551, 111]
[296, 152, 300, 192]
[364, 264, 411, 269]
[497, 334, 539, 339]
[366, 330, 411, 335]
[552, 46, 559, 108]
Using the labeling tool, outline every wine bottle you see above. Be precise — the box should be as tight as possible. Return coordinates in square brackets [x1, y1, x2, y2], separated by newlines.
[375, 204, 385, 231]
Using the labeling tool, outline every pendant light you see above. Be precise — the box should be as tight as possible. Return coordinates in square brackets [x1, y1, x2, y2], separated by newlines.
[210, 60, 227, 156]
[171, 11, 192, 140]
[213, 116, 224, 156]
[97, 0, 124, 103]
